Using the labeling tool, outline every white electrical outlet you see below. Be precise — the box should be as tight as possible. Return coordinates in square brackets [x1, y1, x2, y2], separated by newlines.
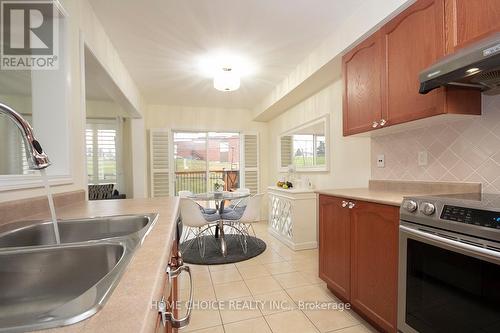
[377, 154, 385, 168]
[418, 151, 428, 166]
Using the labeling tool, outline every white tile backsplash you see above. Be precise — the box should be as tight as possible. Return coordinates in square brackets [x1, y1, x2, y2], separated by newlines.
[371, 95, 500, 193]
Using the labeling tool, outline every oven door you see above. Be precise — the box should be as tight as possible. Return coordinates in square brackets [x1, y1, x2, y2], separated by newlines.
[398, 222, 500, 333]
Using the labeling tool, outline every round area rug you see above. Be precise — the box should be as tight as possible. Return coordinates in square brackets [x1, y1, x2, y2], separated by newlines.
[180, 234, 266, 265]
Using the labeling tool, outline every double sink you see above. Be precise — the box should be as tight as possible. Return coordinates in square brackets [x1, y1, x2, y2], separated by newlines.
[0, 213, 159, 332]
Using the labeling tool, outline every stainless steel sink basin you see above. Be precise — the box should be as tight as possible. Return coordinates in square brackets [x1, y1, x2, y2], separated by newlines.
[0, 213, 159, 332]
[0, 241, 132, 332]
[0, 213, 158, 248]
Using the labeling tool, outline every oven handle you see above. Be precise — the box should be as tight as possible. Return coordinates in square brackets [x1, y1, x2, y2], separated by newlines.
[400, 225, 500, 262]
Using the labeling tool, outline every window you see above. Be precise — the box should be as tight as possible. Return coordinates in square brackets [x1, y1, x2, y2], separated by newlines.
[173, 131, 240, 194]
[0, 114, 34, 175]
[86, 120, 119, 185]
[20, 129, 32, 175]
[219, 142, 229, 152]
[219, 142, 229, 162]
[292, 134, 326, 167]
[278, 115, 329, 172]
[0, 5, 71, 189]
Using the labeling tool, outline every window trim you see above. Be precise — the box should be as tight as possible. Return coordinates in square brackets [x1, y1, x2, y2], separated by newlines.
[0, 3, 73, 191]
[171, 130, 241, 195]
[278, 114, 330, 173]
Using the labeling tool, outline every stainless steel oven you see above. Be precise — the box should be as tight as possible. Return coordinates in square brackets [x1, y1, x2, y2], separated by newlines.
[398, 194, 500, 333]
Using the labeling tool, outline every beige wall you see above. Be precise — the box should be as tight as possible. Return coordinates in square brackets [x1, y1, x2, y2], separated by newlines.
[145, 104, 269, 197]
[267, 79, 371, 190]
[0, 0, 144, 202]
[86, 100, 128, 119]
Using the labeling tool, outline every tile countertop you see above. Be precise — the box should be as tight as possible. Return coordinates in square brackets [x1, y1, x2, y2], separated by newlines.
[316, 180, 483, 207]
[26, 197, 180, 333]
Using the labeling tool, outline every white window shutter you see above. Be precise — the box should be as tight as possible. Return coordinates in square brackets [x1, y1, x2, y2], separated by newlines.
[280, 136, 292, 168]
[86, 119, 119, 186]
[242, 133, 259, 194]
[149, 129, 170, 197]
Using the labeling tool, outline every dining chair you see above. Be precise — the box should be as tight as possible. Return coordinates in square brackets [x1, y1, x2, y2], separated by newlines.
[179, 198, 220, 257]
[221, 193, 264, 253]
[228, 188, 251, 210]
[177, 190, 217, 214]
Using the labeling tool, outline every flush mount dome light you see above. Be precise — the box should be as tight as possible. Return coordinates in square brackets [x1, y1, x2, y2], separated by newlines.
[213, 67, 240, 92]
[199, 52, 254, 92]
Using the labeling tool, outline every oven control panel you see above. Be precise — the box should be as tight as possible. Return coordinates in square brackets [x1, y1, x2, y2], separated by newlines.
[441, 205, 500, 229]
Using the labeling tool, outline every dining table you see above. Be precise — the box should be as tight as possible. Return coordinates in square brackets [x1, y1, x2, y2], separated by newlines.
[188, 191, 250, 257]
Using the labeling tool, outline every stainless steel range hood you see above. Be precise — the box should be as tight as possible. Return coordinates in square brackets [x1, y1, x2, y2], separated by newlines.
[419, 33, 500, 95]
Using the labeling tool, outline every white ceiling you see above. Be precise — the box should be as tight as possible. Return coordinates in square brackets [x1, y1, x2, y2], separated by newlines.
[89, 0, 364, 109]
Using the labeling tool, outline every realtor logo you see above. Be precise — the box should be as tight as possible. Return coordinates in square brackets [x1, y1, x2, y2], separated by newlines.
[0, 0, 59, 70]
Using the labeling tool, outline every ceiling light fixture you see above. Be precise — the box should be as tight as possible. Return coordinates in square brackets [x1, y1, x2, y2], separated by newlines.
[213, 67, 240, 92]
[198, 51, 255, 92]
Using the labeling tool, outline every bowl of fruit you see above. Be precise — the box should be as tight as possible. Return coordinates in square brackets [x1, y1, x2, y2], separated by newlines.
[276, 181, 293, 189]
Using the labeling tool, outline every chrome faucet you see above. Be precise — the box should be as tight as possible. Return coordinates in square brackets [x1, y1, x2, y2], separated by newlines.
[0, 102, 50, 170]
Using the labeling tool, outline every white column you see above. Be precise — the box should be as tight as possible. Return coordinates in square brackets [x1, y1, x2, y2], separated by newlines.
[130, 117, 147, 198]
[31, 17, 69, 177]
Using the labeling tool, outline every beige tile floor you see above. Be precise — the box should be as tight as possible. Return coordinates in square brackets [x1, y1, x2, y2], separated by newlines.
[179, 221, 379, 333]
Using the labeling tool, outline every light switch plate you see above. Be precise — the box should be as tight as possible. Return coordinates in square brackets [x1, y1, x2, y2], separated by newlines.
[418, 151, 428, 166]
[377, 154, 385, 168]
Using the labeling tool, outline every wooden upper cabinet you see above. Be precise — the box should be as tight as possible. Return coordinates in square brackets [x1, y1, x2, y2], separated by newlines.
[318, 195, 351, 301]
[350, 201, 399, 333]
[342, 0, 483, 136]
[445, 0, 500, 53]
[342, 31, 384, 136]
[383, 0, 447, 126]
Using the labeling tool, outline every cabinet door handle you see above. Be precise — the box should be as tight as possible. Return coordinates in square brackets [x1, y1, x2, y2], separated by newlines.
[379, 119, 387, 126]
[372, 121, 379, 128]
[342, 200, 348, 208]
[348, 202, 356, 209]
[169, 249, 184, 269]
[159, 265, 193, 329]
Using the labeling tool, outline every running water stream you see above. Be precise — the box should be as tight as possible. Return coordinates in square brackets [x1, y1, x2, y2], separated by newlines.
[40, 169, 61, 244]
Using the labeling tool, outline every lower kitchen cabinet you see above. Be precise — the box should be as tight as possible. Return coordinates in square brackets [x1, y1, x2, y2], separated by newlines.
[350, 200, 399, 333]
[319, 195, 351, 301]
[155, 269, 178, 333]
[155, 221, 192, 333]
[319, 195, 399, 333]
[155, 241, 180, 333]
